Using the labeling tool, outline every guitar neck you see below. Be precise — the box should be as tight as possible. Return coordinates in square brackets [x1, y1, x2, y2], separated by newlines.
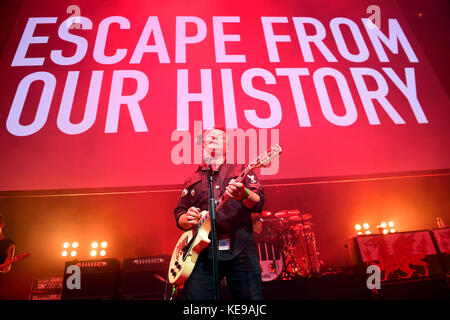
[215, 165, 251, 211]
[197, 165, 252, 227]
[0, 254, 29, 270]
[191, 144, 281, 240]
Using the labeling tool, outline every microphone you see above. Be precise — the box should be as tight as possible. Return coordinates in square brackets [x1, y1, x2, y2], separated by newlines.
[203, 151, 215, 171]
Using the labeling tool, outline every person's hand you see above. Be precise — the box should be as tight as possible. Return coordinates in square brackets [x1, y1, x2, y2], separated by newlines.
[225, 179, 248, 201]
[178, 207, 202, 230]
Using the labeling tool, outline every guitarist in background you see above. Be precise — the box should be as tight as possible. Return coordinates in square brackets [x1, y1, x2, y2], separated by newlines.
[0, 214, 15, 275]
[174, 127, 265, 300]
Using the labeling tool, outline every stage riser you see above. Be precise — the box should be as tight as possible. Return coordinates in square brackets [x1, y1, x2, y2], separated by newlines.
[220, 276, 450, 300]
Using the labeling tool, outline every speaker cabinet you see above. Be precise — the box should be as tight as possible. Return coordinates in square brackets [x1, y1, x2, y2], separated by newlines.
[29, 276, 63, 300]
[61, 258, 121, 299]
[121, 255, 170, 299]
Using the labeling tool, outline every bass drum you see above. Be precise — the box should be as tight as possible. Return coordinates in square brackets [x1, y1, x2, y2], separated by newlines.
[256, 241, 283, 282]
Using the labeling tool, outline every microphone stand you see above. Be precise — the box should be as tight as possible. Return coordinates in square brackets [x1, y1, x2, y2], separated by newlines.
[301, 215, 313, 277]
[206, 160, 220, 301]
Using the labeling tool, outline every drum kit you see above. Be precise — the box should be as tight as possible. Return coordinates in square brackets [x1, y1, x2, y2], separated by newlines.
[253, 209, 322, 281]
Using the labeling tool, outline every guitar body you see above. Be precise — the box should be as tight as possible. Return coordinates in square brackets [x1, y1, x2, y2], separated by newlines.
[168, 210, 211, 285]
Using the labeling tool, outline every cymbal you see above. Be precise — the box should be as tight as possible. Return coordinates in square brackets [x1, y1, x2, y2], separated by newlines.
[285, 213, 313, 221]
[261, 211, 272, 218]
[274, 209, 300, 218]
[279, 216, 302, 226]
[283, 215, 311, 225]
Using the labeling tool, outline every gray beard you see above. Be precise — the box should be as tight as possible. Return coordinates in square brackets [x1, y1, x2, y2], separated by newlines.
[203, 148, 225, 165]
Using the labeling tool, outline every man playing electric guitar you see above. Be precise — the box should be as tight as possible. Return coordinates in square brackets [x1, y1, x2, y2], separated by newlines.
[0, 214, 15, 275]
[173, 128, 265, 300]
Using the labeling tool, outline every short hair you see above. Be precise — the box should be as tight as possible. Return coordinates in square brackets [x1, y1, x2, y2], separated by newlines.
[208, 125, 226, 133]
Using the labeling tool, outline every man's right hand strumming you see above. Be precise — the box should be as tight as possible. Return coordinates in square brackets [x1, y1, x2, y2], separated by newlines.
[178, 207, 202, 230]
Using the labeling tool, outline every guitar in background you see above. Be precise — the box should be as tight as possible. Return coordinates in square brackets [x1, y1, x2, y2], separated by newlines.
[0, 251, 32, 275]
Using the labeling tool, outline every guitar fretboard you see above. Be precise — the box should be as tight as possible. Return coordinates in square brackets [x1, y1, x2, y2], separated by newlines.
[197, 164, 252, 227]
[0, 253, 30, 269]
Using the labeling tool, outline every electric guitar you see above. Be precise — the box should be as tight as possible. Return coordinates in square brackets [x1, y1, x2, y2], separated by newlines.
[0, 251, 31, 273]
[168, 145, 282, 285]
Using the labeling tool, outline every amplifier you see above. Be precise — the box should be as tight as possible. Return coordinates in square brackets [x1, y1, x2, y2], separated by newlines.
[29, 276, 63, 300]
[30, 293, 62, 300]
[31, 276, 63, 291]
[347, 230, 446, 283]
[61, 258, 121, 300]
[121, 255, 170, 299]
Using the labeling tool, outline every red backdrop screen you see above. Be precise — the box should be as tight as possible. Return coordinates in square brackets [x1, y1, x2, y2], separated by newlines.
[0, 0, 449, 191]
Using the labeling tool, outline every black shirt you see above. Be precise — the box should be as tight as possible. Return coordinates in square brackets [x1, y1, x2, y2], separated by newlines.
[0, 238, 15, 265]
[173, 163, 265, 260]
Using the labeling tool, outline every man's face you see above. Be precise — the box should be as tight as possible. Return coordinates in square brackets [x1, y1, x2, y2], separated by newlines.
[203, 129, 227, 158]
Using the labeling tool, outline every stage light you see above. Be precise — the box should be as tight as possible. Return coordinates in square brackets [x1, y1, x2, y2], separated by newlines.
[365, 230, 371, 234]
[355, 224, 362, 231]
[101, 241, 107, 248]
[63, 242, 69, 249]
[100, 250, 106, 257]
[363, 223, 370, 230]
[382, 229, 389, 234]
[62, 250, 68, 257]
[72, 242, 79, 248]
[380, 222, 387, 228]
[388, 221, 394, 227]
[70, 250, 77, 257]
[357, 231, 363, 235]
[91, 241, 98, 249]
[90, 250, 97, 257]
[390, 228, 396, 233]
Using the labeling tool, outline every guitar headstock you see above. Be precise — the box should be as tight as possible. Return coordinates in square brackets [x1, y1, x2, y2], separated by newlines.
[248, 144, 282, 170]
